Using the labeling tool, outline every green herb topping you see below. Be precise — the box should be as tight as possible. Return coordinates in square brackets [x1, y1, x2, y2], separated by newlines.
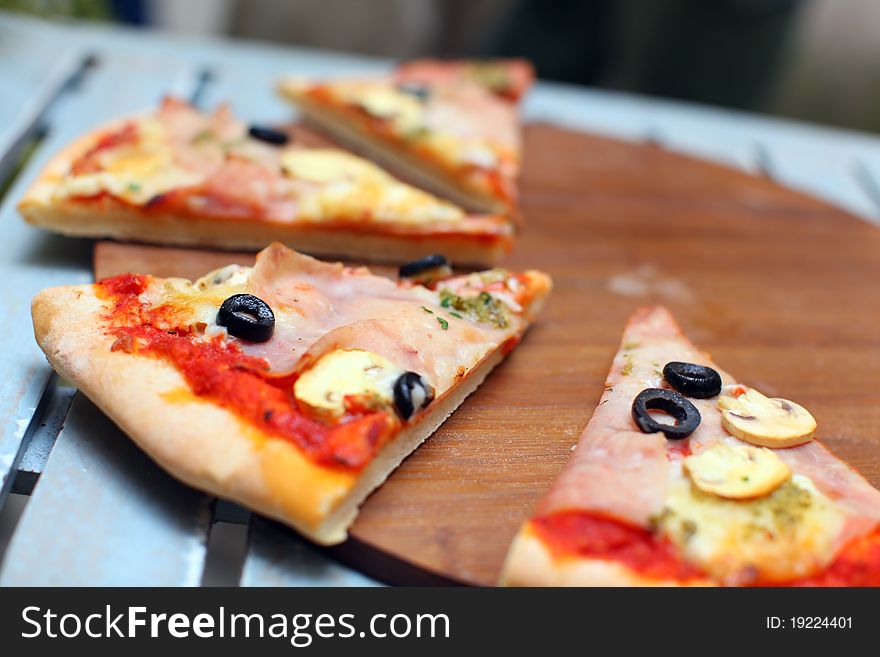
[438, 289, 509, 329]
[190, 129, 215, 144]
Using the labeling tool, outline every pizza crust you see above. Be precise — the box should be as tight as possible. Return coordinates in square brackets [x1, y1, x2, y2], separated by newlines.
[279, 82, 514, 216]
[498, 527, 713, 587]
[32, 283, 541, 545]
[18, 119, 512, 267]
[20, 197, 511, 266]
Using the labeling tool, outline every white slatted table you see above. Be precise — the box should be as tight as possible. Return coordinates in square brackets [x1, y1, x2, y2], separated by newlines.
[0, 12, 878, 586]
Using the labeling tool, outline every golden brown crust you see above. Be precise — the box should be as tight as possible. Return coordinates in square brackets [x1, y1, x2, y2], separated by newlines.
[32, 273, 550, 545]
[17, 119, 513, 267]
[498, 525, 712, 587]
[20, 198, 511, 266]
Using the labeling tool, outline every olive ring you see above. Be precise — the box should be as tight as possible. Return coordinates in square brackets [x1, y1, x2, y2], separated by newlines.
[217, 294, 275, 343]
[662, 361, 722, 399]
[631, 388, 701, 440]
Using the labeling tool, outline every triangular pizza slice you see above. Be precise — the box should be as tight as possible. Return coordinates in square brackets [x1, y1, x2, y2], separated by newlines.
[278, 59, 532, 216]
[19, 98, 512, 265]
[501, 306, 880, 586]
[32, 243, 551, 544]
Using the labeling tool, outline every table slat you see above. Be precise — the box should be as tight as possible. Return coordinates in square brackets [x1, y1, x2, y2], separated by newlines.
[855, 155, 880, 212]
[0, 394, 212, 586]
[756, 138, 879, 223]
[0, 52, 198, 503]
[0, 32, 88, 501]
[11, 377, 76, 495]
[649, 121, 759, 172]
[241, 518, 379, 587]
[0, 23, 83, 182]
[530, 81, 880, 221]
[0, 53, 213, 584]
[652, 117, 879, 221]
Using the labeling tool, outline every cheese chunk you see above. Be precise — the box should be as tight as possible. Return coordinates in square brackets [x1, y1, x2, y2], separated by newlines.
[293, 349, 404, 420]
[54, 119, 204, 204]
[141, 270, 251, 338]
[282, 149, 464, 225]
[281, 150, 386, 185]
[356, 87, 424, 135]
[194, 264, 253, 290]
[660, 473, 844, 584]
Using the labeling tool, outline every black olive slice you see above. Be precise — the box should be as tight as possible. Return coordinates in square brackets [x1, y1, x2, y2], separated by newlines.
[396, 81, 430, 101]
[662, 361, 722, 398]
[248, 125, 290, 146]
[398, 254, 451, 283]
[393, 372, 435, 420]
[631, 388, 701, 440]
[217, 294, 275, 343]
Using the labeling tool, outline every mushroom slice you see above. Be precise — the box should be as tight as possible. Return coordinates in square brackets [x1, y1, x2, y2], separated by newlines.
[684, 443, 792, 500]
[718, 387, 816, 448]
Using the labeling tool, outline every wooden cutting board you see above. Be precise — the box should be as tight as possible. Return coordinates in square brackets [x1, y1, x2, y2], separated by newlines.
[93, 123, 880, 586]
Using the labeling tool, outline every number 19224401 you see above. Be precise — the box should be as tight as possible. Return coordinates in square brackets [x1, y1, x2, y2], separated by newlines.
[766, 617, 852, 629]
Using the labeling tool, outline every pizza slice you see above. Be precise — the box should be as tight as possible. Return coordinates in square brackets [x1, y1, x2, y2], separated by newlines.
[500, 306, 880, 586]
[277, 59, 532, 216]
[32, 243, 551, 545]
[19, 97, 512, 265]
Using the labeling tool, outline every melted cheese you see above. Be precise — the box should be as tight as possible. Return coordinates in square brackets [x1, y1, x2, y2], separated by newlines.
[312, 79, 514, 174]
[281, 150, 386, 184]
[354, 86, 424, 136]
[54, 118, 204, 204]
[282, 149, 464, 225]
[660, 473, 844, 584]
[293, 349, 404, 420]
[194, 264, 253, 290]
[144, 267, 253, 337]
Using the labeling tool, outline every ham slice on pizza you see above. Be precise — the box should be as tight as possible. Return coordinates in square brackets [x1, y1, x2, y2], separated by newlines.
[32, 243, 550, 544]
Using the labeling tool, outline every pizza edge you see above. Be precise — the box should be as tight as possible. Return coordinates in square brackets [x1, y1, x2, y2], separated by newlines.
[499, 528, 712, 587]
[278, 80, 516, 216]
[32, 275, 549, 546]
[17, 116, 513, 266]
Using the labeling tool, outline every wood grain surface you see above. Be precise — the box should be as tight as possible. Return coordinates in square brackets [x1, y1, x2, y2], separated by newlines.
[93, 124, 880, 585]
